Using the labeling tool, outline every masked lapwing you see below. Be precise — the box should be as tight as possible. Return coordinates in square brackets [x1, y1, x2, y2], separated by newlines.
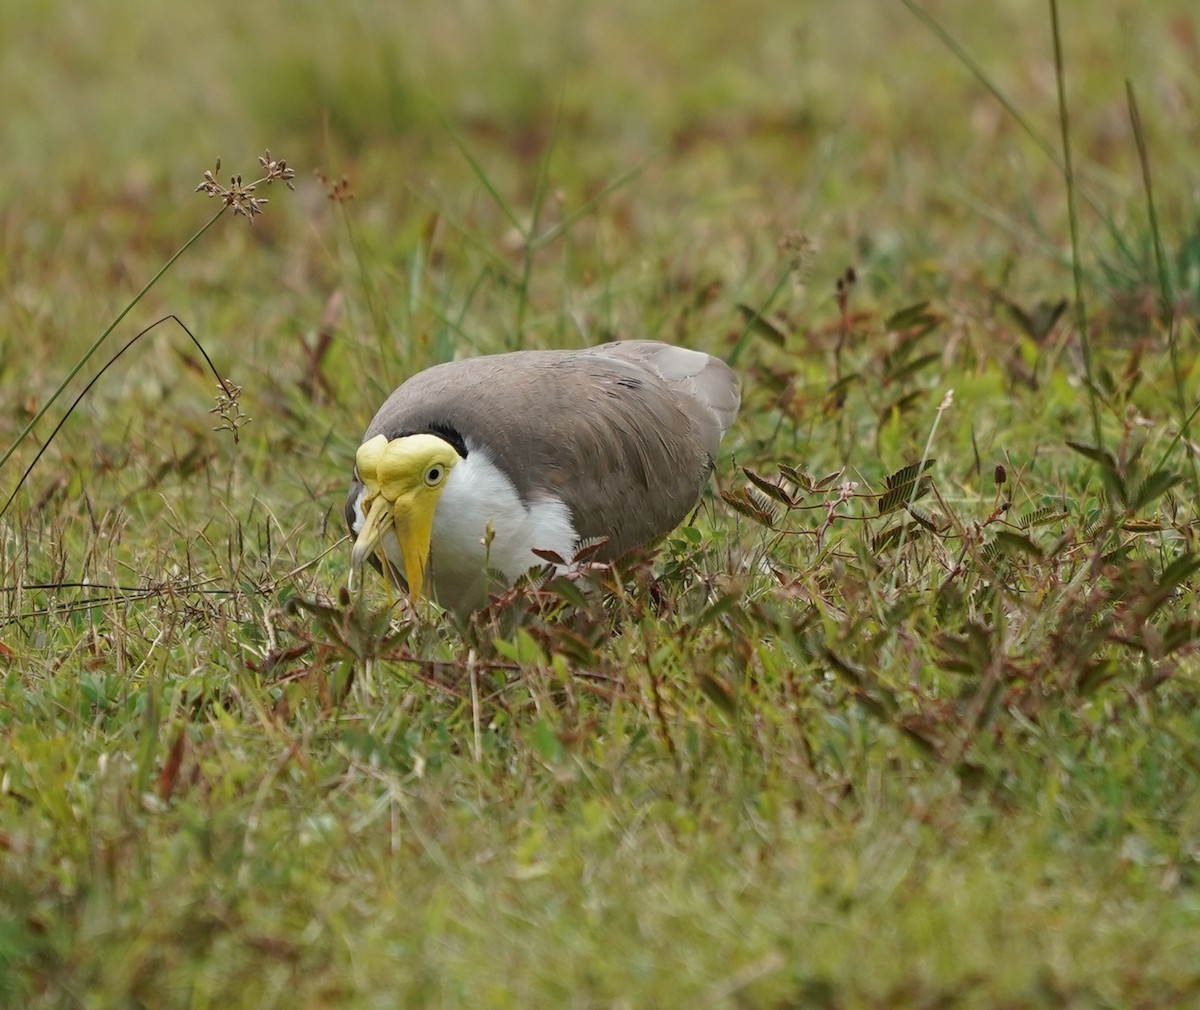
[346, 340, 740, 613]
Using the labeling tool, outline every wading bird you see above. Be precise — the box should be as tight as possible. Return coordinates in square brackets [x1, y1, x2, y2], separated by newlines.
[346, 340, 740, 613]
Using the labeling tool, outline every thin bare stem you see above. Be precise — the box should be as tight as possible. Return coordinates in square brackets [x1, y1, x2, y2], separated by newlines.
[1050, 0, 1102, 447]
[727, 267, 794, 369]
[0, 207, 227, 480]
[888, 389, 954, 593]
[0, 316, 239, 520]
[0, 150, 294, 518]
[1127, 80, 1195, 483]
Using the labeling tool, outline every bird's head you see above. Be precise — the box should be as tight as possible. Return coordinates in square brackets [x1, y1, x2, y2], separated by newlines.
[347, 433, 463, 601]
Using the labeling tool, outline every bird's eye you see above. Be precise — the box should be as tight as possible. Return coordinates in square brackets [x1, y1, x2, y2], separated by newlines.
[425, 465, 444, 486]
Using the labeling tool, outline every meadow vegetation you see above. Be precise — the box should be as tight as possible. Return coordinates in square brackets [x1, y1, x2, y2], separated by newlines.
[2, 1, 1200, 1006]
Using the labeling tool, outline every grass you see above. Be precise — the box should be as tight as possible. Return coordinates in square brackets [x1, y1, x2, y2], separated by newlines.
[3, 0, 1200, 1006]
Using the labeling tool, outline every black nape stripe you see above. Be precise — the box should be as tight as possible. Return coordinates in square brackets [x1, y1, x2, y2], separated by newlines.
[400, 422, 469, 460]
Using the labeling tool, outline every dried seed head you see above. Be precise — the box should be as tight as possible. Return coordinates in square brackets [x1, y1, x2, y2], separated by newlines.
[259, 149, 297, 190]
[994, 465, 1007, 486]
[195, 150, 296, 222]
[210, 380, 250, 443]
[778, 231, 814, 275]
[316, 169, 355, 203]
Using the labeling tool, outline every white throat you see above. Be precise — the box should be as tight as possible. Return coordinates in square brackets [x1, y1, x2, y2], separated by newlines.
[351, 446, 578, 612]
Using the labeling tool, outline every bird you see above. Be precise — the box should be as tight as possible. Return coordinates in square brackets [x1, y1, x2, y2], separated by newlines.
[345, 340, 740, 613]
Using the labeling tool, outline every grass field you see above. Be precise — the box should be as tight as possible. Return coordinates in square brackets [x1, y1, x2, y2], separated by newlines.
[3, 1, 1200, 1006]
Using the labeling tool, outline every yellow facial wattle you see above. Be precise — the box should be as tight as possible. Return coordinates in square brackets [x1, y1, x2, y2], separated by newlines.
[348, 433, 461, 601]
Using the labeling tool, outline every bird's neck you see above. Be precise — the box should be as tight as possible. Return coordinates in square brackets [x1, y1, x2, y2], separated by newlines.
[427, 448, 578, 610]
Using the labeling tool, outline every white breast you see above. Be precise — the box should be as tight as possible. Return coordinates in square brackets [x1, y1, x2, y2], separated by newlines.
[356, 447, 578, 612]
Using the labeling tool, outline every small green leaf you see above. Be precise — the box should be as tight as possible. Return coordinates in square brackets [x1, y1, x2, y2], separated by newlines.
[885, 301, 937, 333]
[1066, 440, 1127, 505]
[877, 391, 925, 424]
[826, 373, 859, 397]
[877, 460, 935, 515]
[735, 303, 788, 346]
[742, 467, 796, 505]
[991, 530, 1043, 560]
[544, 576, 589, 611]
[1065, 440, 1118, 469]
[778, 464, 815, 492]
[697, 672, 737, 715]
[530, 719, 563, 763]
[1161, 619, 1200, 655]
[721, 488, 778, 528]
[1131, 469, 1182, 511]
[814, 469, 845, 491]
[884, 352, 941, 385]
[1005, 297, 1067, 339]
[871, 524, 904, 553]
[1019, 505, 1066, 529]
[1159, 553, 1200, 593]
[697, 594, 741, 627]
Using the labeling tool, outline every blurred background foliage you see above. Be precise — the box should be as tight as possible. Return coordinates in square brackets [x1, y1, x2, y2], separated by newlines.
[2, 0, 1197, 605]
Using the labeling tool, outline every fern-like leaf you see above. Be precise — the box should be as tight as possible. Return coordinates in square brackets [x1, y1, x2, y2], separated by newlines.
[877, 459, 935, 515]
[721, 488, 778, 528]
[1131, 469, 1182, 511]
[778, 464, 815, 493]
[885, 301, 940, 336]
[872, 524, 904, 553]
[991, 530, 1043, 560]
[1018, 505, 1065, 529]
[814, 469, 845, 492]
[906, 505, 941, 532]
[735, 302, 788, 346]
[742, 467, 797, 506]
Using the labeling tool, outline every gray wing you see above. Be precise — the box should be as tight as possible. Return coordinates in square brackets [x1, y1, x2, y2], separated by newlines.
[358, 341, 740, 557]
